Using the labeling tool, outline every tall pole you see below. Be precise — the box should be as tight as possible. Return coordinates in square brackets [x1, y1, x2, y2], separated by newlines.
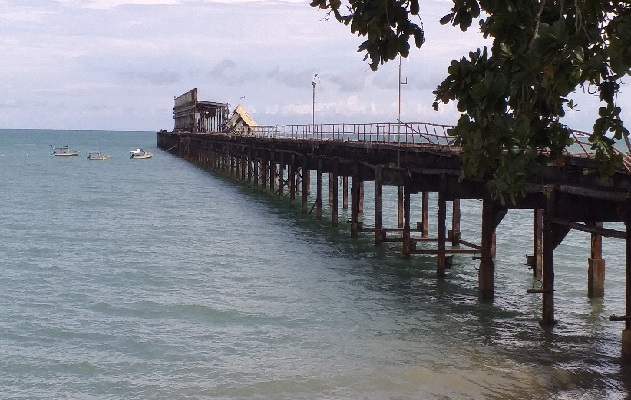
[312, 73, 318, 135]
[398, 56, 407, 123]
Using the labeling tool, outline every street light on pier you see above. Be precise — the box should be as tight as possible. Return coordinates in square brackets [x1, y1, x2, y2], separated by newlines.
[312, 73, 319, 134]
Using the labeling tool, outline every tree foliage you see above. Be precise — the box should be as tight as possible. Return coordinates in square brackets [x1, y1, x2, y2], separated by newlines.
[310, 0, 631, 202]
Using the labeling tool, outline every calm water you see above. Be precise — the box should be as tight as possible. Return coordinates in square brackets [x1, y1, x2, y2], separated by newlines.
[1, 129, 630, 399]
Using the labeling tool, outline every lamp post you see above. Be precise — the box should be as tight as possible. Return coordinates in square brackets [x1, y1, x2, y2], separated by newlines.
[312, 73, 318, 134]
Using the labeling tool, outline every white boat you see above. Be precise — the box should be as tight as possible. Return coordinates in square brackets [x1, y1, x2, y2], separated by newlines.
[130, 148, 152, 159]
[51, 145, 79, 157]
[87, 151, 110, 160]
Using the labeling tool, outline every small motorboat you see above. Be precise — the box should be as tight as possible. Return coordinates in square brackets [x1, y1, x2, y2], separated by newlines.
[51, 145, 79, 157]
[130, 148, 152, 159]
[87, 151, 110, 160]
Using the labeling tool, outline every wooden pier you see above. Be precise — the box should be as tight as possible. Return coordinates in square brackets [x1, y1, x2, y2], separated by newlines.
[157, 119, 631, 360]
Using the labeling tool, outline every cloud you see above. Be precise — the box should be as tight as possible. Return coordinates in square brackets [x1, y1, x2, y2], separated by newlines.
[122, 69, 181, 85]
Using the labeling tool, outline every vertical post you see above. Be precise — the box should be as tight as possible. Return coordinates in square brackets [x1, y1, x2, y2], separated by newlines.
[329, 173, 334, 205]
[437, 183, 447, 277]
[421, 191, 429, 238]
[316, 158, 323, 219]
[359, 182, 364, 214]
[301, 157, 309, 214]
[588, 222, 605, 298]
[253, 158, 259, 191]
[533, 209, 544, 278]
[450, 199, 461, 246]
[241, 155, 246, 183]
[278, 154, 284, 200]
[343, 176, 349, 209]
[541, 186, 556, 326]
[261, 156, 268, 193]
[269, 157, 275, 196]
[351, 162, 360, 238]
[479, 198, 495, 300]
[397, 186, 404, 228]
[332, 160, 339, 227]
[403, 183, 412, 258]
[247, 149, 252, 186]
[289, 157, 296, 208]
[374, 165, 384, 245]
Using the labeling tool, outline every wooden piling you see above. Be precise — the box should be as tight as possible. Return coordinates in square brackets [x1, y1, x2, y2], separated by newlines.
[278, 154, 284, 200]
[289, 158, 296, 208]
[301, 158, 309, 214]
[450, 199, 461, 246]
[421, 192, 429, 238]
[403, 183, 412, 258]
[479, 198, 495, 300]
[542, 186, 556, 325]
[437, 182, 447, 277]
[374, 165, 384, 245]
[343, 176, 349, 210]
[351, 163, 360, 238]
[588, 222, 605, 298]
[332, 159, 339, 228]
[316, 158, 323, 219]
[398, 186, 404, 229]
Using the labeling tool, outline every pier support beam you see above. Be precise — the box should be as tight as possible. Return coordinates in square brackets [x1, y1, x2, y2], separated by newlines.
[332, 159, 339, 227]
[588, 222, 605, 298]
[253, 158, 259, 191]
[278, 155, 284, 200]
[421, 192, 429, 238]
[449, 199, 461, 246]
[316, 158, 323, 219]
[398, 186, 404, 228]
[262, 156, 268, 193]
[479, 198, 496, 300]
[351, 163, 360, 238]
[343, 177, 349, 210]
[542, 186, 557, 326]
[437, 181, 447, 277]
[403, 182, 412, 258]
[374, 165, 384, 245]
[301, 158, 309, 214]
[289, 158, 296, 208]
[269, 157, 276, 195]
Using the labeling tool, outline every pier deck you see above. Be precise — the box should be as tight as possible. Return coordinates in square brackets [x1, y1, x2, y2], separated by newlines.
[157, 122, 631, 359]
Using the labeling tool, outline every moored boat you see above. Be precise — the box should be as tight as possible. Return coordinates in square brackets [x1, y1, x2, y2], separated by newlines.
[51, 145, 79, 157]
[130, 148, 152, 159]
[87, 151, 110, 160]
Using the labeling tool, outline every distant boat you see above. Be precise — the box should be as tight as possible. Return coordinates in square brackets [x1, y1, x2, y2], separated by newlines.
[51, 145, 79, 157]
[87, 151, 110, 160]
[130, 148, 152, 159]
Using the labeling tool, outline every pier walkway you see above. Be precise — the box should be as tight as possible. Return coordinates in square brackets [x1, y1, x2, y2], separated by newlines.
[157, 121, 631, 359]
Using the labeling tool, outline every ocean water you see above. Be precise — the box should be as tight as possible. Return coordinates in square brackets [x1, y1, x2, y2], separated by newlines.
[1, 129, 630, 399]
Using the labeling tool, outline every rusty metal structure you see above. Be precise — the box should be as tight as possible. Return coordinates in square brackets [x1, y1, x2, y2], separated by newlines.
[157, 119, 631, 361]
[173, 88, 230, 133]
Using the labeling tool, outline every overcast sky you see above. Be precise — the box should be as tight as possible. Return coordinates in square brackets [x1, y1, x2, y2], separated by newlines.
[0, 0, 627, 132]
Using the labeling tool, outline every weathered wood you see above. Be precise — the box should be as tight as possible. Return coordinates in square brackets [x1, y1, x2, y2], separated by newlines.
[351, 162, 360, 238]
[343, 176, 349, 210]
[479, 198, 495, 300]
[403, 182, 411, 258]
[302, 157, 309, 214]
[332, 159, 339, 227]
[437, 181, 447, 277]
[316, 158, 323, 219]
[421, 191, 429, 238]
[542, 186, 556, 326]
[397, 186, 404, 229]
[450, 199, 461, 246]
[374, 165, 384, 246]
[289, 158, 296, 208]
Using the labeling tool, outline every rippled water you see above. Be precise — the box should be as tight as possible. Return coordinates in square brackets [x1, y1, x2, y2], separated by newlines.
[1, 129, 630, 399]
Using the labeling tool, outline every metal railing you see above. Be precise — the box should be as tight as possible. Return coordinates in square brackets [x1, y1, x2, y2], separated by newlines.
[237, 122, 631, 173]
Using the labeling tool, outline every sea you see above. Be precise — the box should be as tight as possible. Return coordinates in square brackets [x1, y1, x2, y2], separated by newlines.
[1, 129, 631, 399]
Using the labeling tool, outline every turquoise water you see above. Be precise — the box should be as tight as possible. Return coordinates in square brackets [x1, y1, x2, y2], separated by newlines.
[1, 129, 630, 399]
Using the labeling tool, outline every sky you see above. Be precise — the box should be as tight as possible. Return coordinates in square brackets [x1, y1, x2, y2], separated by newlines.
[0, 0, 627, 132]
